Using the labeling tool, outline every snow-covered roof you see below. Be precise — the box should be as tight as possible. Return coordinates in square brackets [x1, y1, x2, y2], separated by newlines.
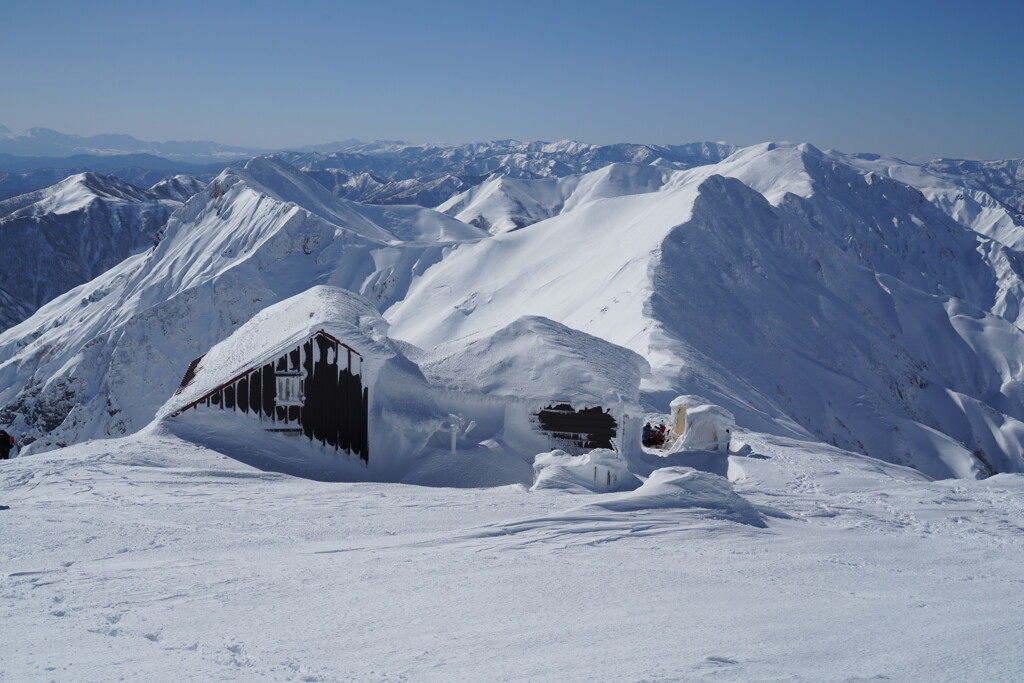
[418, 315, 648, 409]
[160, 287, 394, 418]
[670, 395, 712, 410]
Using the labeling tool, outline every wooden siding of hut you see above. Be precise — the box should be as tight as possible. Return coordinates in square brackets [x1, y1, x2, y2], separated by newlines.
[176, 331, 369, 462]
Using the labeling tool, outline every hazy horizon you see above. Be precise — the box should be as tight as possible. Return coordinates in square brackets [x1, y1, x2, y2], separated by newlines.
[4, 0, 1022, 162]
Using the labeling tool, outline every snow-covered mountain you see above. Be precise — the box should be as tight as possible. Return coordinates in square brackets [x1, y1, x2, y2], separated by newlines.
[0, 157, 485, 452]
[0, 153, 223, 201]
[388, 143, 1024, 479]
[6, 136, 1024, 682]
[2, 141, 1024, 482]
[0, 173, 181, 330]
[835, 152, 1024, 251]
[302, 169, 475, 207]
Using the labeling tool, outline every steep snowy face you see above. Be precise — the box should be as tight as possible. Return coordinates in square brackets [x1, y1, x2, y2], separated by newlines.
[388, 143, 1024, 479]
[835, 152, 1024, 251]
[0, 173, 179, 330]
[0, 157, 482, 454]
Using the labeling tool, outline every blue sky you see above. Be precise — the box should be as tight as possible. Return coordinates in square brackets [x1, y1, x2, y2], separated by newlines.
[3, 0, 1021, 160]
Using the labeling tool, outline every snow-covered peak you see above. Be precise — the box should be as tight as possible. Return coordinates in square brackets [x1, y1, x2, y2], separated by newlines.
[676, 141, 817, 204]
[227, 156, 393, 241]
[0, 171, 156, 218]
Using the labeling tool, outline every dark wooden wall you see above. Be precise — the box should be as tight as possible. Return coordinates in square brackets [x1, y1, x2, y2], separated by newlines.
[193, 333, 369, 461]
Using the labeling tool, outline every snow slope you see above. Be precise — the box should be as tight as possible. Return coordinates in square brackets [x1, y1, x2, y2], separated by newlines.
[388, 143, 1024, 479]
[3, 428, 1023, 681]
[0, 173, 179, 330]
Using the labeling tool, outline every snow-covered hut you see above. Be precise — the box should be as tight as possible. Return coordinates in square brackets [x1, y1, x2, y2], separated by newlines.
[418, 316, 649, 461]
[160, 294, 648, 486]
[161, 286, 437, 476]
[667, 396, 736, 453]
[667, 395, 707, 444]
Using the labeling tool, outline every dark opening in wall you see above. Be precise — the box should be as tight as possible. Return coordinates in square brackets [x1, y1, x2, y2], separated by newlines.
[535, 403, 616, 454]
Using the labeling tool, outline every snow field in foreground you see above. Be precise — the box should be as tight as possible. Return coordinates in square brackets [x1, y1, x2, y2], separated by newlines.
[3, 431, 1024, 682]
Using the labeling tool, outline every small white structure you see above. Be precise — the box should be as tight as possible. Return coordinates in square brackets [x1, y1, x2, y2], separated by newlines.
[667, 397, 736, 453]
[667, 395, 708, 444]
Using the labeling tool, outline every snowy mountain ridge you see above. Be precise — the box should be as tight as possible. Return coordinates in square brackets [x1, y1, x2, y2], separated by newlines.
[1, 141, 1024, 482]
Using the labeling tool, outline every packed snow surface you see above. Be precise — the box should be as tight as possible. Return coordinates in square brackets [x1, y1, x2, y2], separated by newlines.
[4, 431, 1024, 681]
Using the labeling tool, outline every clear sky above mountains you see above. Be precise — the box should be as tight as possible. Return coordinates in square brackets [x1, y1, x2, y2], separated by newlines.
[4, 0, 1021, 160]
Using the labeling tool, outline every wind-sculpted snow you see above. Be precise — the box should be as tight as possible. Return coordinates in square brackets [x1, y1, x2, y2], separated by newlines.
[580, 467, 766, 527]
[5, 429, 1024, 680]
[0, 157, 482, 454]
[530, 449, 641, 493]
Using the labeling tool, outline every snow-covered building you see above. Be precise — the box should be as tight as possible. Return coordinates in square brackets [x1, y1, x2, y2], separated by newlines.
[162, 286, 440, 475]
[667, 396, 736, 453]
[667, 395, 707, 445]
[171, 328, 370, 460]
[417, 316, 650, 463]
[161, 290, 649, 485]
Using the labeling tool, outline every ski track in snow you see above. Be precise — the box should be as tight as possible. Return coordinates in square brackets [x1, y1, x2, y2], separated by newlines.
[3, 433, 1024, 682]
